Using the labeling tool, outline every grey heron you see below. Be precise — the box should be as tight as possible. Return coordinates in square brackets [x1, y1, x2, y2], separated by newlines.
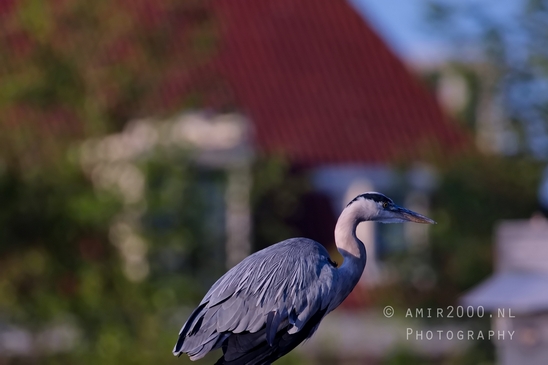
[173, 192, 435, 364]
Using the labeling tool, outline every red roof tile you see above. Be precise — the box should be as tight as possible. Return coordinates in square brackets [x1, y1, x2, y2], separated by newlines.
[213, 0, 470, 166]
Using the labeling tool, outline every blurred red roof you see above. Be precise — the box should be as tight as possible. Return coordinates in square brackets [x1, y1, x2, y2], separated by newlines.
[1, 0, 469, 165]
[213, 0, 470, 166]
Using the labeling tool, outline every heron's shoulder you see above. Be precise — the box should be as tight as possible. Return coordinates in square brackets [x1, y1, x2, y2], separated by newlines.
[265, 237, 329, 256]
[226, 238, 334, 277]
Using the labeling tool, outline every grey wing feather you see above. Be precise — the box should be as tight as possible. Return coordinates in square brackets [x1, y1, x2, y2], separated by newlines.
[173, 237, 338, 360]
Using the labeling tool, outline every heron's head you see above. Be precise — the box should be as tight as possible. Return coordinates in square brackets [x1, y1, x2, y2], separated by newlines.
[347, 192, 436, 224]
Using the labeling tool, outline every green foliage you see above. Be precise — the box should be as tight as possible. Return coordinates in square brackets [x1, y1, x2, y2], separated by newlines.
[0, 121, 313, 364]
[0, 0, 226, 363]
[0, 160, 203, 364]
[139, 149, 227, 294]
[251, 155, 311, 251]
[382, 153, 541, 310]
[429, 154, 541, 301]
[0, 161, 133, 356]
[425, 0, 548, 158]
[0, 0, 309, 358]
[0, 146, 230, 364]
[0, 0, 220, 162]
[371, 152, 539, 364]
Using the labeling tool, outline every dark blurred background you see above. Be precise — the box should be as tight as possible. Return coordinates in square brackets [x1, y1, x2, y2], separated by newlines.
[1, 0, 547, 364]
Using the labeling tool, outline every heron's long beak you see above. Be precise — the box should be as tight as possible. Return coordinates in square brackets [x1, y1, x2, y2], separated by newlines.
[392, 206, 436, 224]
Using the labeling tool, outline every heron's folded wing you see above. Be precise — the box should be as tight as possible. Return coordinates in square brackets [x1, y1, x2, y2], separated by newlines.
[174, 238, 337, 359]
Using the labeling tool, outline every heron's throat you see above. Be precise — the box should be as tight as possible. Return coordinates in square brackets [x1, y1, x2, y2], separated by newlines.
[333, 205, 367, 263]
[331, 204, 368, 308]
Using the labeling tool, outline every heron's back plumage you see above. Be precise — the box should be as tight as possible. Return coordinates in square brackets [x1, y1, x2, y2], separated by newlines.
[173, 238, 338, 364]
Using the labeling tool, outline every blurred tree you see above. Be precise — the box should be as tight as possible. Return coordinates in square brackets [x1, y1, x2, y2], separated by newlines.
[374, 153, 541, 365]
[0, 2, 311, 363]
[379, 153, 541, 305]
[251, 156, 311, 252]
[430, 154, 541, 301]
[425, 0, 548, 158]
[140, 149, 228, 293]
[0, 1, 232, 364]
[0, 0, 225, 166]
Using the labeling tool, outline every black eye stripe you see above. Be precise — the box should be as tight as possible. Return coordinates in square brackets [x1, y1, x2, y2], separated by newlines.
[347, 193, 394, 207]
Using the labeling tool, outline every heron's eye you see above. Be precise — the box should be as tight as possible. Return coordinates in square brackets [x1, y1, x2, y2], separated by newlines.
[382, 202, 388, 208]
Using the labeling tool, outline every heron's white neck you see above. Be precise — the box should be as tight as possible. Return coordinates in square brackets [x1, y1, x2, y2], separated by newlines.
[331, 203, 368, 309]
